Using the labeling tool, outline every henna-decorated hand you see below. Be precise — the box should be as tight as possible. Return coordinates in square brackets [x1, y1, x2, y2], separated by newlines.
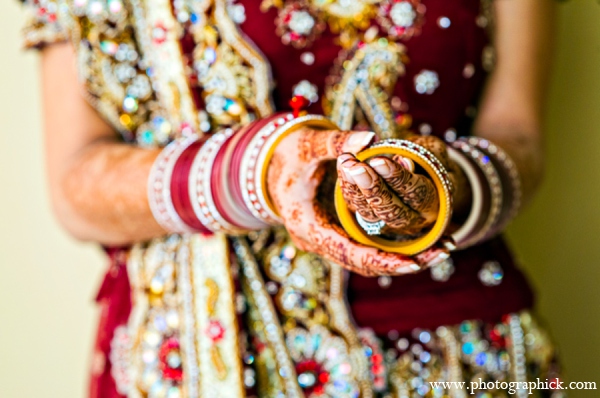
[338, 135, 471, 237]
[267, 129, 451, 277]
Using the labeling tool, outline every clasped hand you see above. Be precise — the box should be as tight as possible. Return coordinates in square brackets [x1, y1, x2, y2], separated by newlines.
[267, 129, 460, 276]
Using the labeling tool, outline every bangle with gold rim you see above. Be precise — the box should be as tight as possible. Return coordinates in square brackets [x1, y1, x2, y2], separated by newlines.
[334, 139, 454, 256]
[241, 113, 339, 225]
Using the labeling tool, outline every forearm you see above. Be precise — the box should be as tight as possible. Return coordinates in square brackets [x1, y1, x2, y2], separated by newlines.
[51, 138, 163, 245]
[474, 0, 554, 207]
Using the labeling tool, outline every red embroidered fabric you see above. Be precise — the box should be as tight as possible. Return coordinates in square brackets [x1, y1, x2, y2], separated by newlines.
[90, 0, 535, 395]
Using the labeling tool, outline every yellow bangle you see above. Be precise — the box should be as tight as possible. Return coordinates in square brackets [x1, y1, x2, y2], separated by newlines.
[244, 114, 339, 224]
[334, 139, 454, 256]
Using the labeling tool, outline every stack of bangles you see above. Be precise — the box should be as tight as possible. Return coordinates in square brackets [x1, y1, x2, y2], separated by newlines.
[448, 137, 522, 250]
[147, 112, 338, 235]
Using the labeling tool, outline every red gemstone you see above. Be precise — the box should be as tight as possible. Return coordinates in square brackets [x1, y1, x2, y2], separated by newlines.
[289, 95, 309, 117]
[205, 320, 226, 342]
[318, 372, 329, 384]
[158, 337, 183, 381]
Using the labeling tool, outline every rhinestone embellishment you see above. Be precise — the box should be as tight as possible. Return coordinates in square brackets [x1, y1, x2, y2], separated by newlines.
[414, 70, 440, 95]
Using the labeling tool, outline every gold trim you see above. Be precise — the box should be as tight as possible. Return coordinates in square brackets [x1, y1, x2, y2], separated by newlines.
[214, 0, 274, 118]
[132, 0, 199, 135]
[189, 234, 245, 397]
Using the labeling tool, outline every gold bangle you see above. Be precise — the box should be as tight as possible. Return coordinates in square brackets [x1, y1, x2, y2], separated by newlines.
[334, 139, 454, 256]
[253, 114, 339, 222]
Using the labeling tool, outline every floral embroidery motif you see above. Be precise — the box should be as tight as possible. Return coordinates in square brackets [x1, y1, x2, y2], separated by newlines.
[286, 325, 360, 397]
[158, 337, 184, 382]
[414, 69, 440, 94]
[293, 80, 320, 104]
[275, 2, 326, 48]
[265, 0, 424, 49]
[377, 0, 425, 40]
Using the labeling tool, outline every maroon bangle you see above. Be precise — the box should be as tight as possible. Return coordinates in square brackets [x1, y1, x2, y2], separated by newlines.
[170, 140, 211, 234]
[210, 132, 246, 226]
[230, 121, 264, 213]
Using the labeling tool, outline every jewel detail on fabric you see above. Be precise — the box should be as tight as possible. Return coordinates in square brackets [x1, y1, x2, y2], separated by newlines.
[414, 69, 440, 95]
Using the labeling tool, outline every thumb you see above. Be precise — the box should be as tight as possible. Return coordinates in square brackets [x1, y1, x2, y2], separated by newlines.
[306, 130, 377, 161]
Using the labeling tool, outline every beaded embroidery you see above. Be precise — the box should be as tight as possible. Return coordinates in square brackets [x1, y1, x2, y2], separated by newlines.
[263, 0, 425, 49]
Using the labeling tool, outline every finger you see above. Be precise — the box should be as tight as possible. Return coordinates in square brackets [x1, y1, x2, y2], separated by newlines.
[414, 242, 450, 268]
[337, 155, 379, 222]
[368, 156, 439, 223]
[300, 130, 376, 162]
[308, 219, 421, 276]
[392, 155, 415, 173]
[348, 162, 424, 231]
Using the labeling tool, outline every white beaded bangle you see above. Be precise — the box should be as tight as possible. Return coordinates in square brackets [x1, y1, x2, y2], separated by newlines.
[219, 130, 270, 231]
[447, 146, 485, 249]
[188, 129, 248, 235]
[239, 113, 295, 226]
[451, 140, 503, 248]
[148, 135, 198, 234]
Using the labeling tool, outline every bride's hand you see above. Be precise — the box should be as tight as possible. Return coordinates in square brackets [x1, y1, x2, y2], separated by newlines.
[267, 129, 450, 277]
[338, 135, 470, 236]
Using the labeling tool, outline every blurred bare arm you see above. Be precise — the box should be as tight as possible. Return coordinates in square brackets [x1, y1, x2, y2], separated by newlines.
[475, 0, 555, 205]
[42, 43, 164, 246]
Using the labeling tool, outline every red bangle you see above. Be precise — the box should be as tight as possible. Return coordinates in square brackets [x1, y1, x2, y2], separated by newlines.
[222, 124, 257, 223]
[170, 140, 211, 234]
[211, 132, 248, 227]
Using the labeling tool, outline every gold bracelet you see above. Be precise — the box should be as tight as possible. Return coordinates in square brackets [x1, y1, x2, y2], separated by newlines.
[335, 139, 454, 256]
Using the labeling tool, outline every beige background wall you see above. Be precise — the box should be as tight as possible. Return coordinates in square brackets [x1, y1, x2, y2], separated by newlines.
[0, 1, 599, 397]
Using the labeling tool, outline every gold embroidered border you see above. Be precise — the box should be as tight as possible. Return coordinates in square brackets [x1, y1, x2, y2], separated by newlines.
[130, 0, 199, 134]
[188, 234, 245, 397]
[214, 0, 274, 118]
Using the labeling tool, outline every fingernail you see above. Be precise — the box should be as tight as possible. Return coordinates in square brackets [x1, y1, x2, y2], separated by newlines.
[342, 168, 355, 184]
[437, 252, 450, 260]
[347, 132, 376, 152]
[429, 252, 450, 267]
[349, 166, 372, 188]
[409, 263, 422, 272]
[396, 156, 415, 172]
[369, 158, 392, 177]
[337, 153, 354, 165]
[443, 240, 456, 251]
